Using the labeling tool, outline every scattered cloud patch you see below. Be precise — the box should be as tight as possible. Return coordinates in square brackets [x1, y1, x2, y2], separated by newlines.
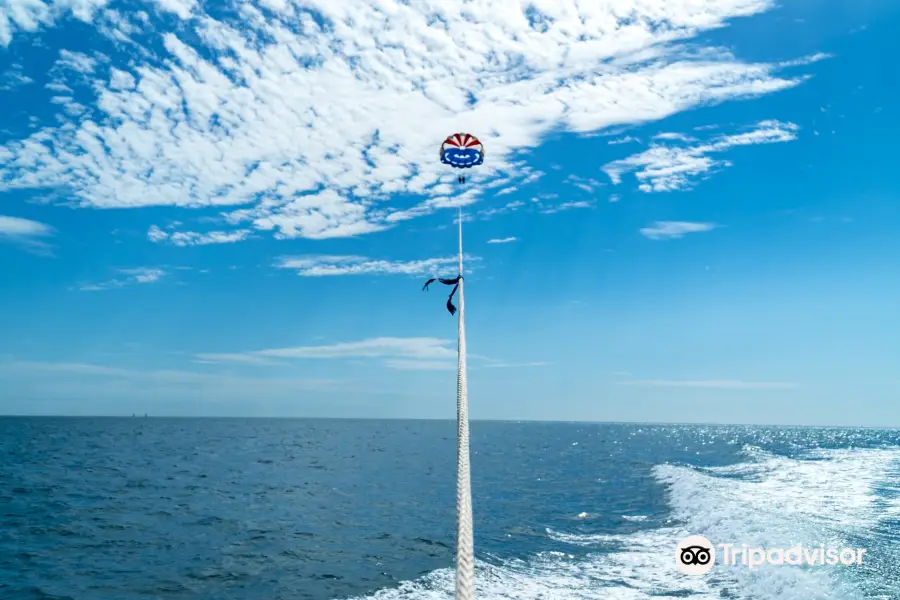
[653, 132, 696, 142]
[198, 337, 457, 371]
[0, 360, 335, 400]
[487, 236, 516, 244]
[197, 336, 543, 372]
[0, 65, 33, 90]
[153, 0, 197, 19]
[477, 199, 525, 220]
[147, 225, 252, 246]
[108, 68, 136, 90]
[79, 267, 166, 291]
[0, 0, 814, 242]
[565, 175, 603, 194]
[0, 215, 55, 254]
[778, 53, 832, 69]
[54, 49, 101, 74]
[274, 254, 476, 277]
[0, 215, 53, 237]
[604, 120, 799, 192]
[542, 201, 592, 214]
[608, 136, 641, 145]
[0, 0, 110, 46]
[639, 221, 718, 240]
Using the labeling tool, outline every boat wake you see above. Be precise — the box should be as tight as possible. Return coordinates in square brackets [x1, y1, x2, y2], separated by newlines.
[345, 446, 900, 600]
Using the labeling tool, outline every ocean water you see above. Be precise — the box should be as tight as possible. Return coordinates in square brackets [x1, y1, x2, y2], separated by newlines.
[1, 418, 899, 600]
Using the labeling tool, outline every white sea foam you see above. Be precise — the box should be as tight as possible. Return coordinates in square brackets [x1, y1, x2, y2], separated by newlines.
[345, 447, 900, 600]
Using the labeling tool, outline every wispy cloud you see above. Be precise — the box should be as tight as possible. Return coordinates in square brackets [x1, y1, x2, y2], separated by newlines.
[0, 215, 55, 255]
[197, 337, 545, 372]
[608, 136, 641, 145]
[198, 337, 457, 371]
[639, 221, 718, 240]
[617, 379, 798, 390]
[487, 236, 517, 244]
[0, 360, 335, 399]
[148, 225, 252, 246]
[0, 65, 33, 90]
[541, 201, 592, 214]
[0, 1, 813, 240]
[565, 175, 603, 193]
[604, 120, 799, 192]
[274, 255, 476, 277]
[777, 53, 832, 69]
[0, 215, 53, 238]
[210, 337, 456, 361]
[0, 3, 109, 46]
[477, 200, 526, 220]
[653, 132, 696, 142]
[79, 267, 167, 291]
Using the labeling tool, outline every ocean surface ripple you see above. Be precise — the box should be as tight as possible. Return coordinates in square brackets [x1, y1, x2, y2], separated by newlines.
[2, 418, 899, 599]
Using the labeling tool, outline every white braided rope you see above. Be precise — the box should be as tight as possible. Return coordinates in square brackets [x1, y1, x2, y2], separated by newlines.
[454, 211, 476, 600]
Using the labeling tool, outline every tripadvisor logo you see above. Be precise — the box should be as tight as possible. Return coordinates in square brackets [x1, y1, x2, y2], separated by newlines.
[676, 535, 715, 575]
[675, 535, 868, 575]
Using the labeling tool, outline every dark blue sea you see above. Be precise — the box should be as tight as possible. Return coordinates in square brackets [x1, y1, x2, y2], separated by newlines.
[2, 418, 899, 600]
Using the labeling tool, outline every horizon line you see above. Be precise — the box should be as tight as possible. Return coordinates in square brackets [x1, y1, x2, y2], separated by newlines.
[0, 414, 897, 430]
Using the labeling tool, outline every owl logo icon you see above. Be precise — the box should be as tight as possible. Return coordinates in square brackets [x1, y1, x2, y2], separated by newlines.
[676, 535, 715, 575]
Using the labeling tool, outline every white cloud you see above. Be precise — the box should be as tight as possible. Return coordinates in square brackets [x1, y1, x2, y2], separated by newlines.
[778, 52, 832, 69]
[55, 49, 99, 74]
[147, 225, 252, 246]
[0, 360, 335, 400]
[608, 136, 641, 145]
[79, 267, 166, 291]
[653, 132, 696, 142]
[604, 120, 799, 192]
[154, 0, 197, 19]
[639, 221, 718, 240]
[0, 0, 816, 241]
[487, 236, 516, 244]
[275, 254, 473, 277]
[197, 336, 544, 372]
[477, 199, 525, 220]
[565, 175, 603, 193]
[198, 337, 458, 371]
[0, 215, 55, 254]
[0, 0, 109, 46]
[618, 379, 798, 389]
[541, 200, 592, 214]
[108, 68, 136, 90]
[0, 215, 53, 237]
[0, 65, 33, 90]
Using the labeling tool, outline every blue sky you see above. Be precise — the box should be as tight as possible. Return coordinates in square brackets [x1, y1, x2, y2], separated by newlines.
[1, 0, 898, 425]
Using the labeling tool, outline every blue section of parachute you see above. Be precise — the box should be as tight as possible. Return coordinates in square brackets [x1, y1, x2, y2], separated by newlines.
[441, 147, 484, 169]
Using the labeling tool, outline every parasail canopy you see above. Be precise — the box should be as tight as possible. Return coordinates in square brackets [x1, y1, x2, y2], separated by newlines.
[440, 133, 484, 169]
